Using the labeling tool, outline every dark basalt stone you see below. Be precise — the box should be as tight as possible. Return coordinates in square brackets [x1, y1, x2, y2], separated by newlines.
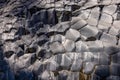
[15, 27, 30, 36]
[15, 70, 34, 80]
[61, 11, 72, 22]
[4, 51, 14, 58]
[95, 65, 110, 78]
[25, 47, 37, 53]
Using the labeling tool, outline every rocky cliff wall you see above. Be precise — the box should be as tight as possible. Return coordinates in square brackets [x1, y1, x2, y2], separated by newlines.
[0, 0, 120, 80]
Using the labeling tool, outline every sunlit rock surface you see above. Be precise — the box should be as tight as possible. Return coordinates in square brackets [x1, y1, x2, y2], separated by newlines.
[0, 0, 120, 80]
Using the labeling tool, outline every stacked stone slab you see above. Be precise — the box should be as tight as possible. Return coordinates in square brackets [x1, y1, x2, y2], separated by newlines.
[0, 0, 120, 80]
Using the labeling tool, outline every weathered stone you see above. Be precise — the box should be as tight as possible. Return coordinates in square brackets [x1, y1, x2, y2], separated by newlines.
[111, 63, 120, 76]
[47, 60, 59, 71]
[41, 70, 55, 80]
[50, 22, 70, 32]
[65, 28, 80, 41]
[4, 42, 18, 52]
[83, 52, 94, 62]
[50, 42, 65, 54]
[98, 13, 112, 30]
[50, 34, 65, 43]
[71, 58, 82, 71]
[99, 53, 110, 65]
[2, 32, 15, 40]
[100, 33, 117, 45]
[83, 62, 95, 74]
[80, 25, 98, 39]
[95, 65, 110, 78]
[57, 70, 68, 80]
[75, 41, 89, 52]
[60, 54, 72, 69]
[71, 19, 87, 30]
[67, 72, 80, 80]
[109, 27, 119, 36]
[87, 7, 100, 26]
[111, 52, 120, 64]
[103, 5, 117, 15]
[62, 39, 75, 52]
[85, 40, 104, 52]
[32, 60, 43, 75]
[113, 21, 120, 29]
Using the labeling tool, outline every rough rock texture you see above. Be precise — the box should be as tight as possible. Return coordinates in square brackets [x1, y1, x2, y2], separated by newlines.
[0, 0, 120, 80]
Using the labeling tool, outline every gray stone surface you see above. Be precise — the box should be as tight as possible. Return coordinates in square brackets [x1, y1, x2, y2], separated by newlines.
[65, 28, 80, 41]
[0, 0, 120, 80]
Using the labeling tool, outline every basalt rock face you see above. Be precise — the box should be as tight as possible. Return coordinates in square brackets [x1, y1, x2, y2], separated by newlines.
[0, 0, 120, 80]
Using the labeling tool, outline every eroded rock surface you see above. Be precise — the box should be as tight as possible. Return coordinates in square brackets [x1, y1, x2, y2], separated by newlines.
[0, 0, 120, 80]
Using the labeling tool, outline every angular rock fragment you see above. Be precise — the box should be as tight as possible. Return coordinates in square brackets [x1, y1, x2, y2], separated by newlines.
[67, 72, 80, 80]
[75, 41, 89, 52]
[83, 62, 95, 74]
[98, 13, 112, 31]
[71, 58, 82, 71]
[103, 5, 117, 15]
[87, 7, 100, 26]
[50, 42, 65, 54]
[50, 34, 65, 43]
[99, 53, 110, 65]
[60, 54, 72, 69]
[80, 25, 98, 39]
[100, 33, 117, 45]
[71, 18, 87, 30]
[65, 28, 80, 41]
[62, 39, 75, 52]
[85, 40, 103, 52]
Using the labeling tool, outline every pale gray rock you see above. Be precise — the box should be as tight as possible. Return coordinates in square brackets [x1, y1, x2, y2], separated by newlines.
[62, 39, 75, 52]
[100, 33, 117, 45]
[103, 5, 117, 15]
[50, 22, 70, 32]
[80, 25, 98, 39]
[67, 72, 80, 80]
[83, 62, 95, 74]
[2, 32, 15, 40]
[109, 27, 119, 36]
[60, 54, 72, 69]
[71, 59, 82, 71]
[83, 52, 94, 62]
[113, 21, 120, 29]
[71, 18, 87, 30]
[65, 28, 80, 41]
[47, 60, 59, 71]
[87, 7, 100, 26]
[75, 41, 89, 52]
[15, 54, 35, 69]
[4, 42, 18, 52]
[50, 34, 65, 43]
[98, 13, 112, 31]
[31, 60, 43, 75]
[50, 42, 65, 54]
[85, 40, 104, 52]
[41, 70, 55, 80]
[99, 53, 110, 65]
